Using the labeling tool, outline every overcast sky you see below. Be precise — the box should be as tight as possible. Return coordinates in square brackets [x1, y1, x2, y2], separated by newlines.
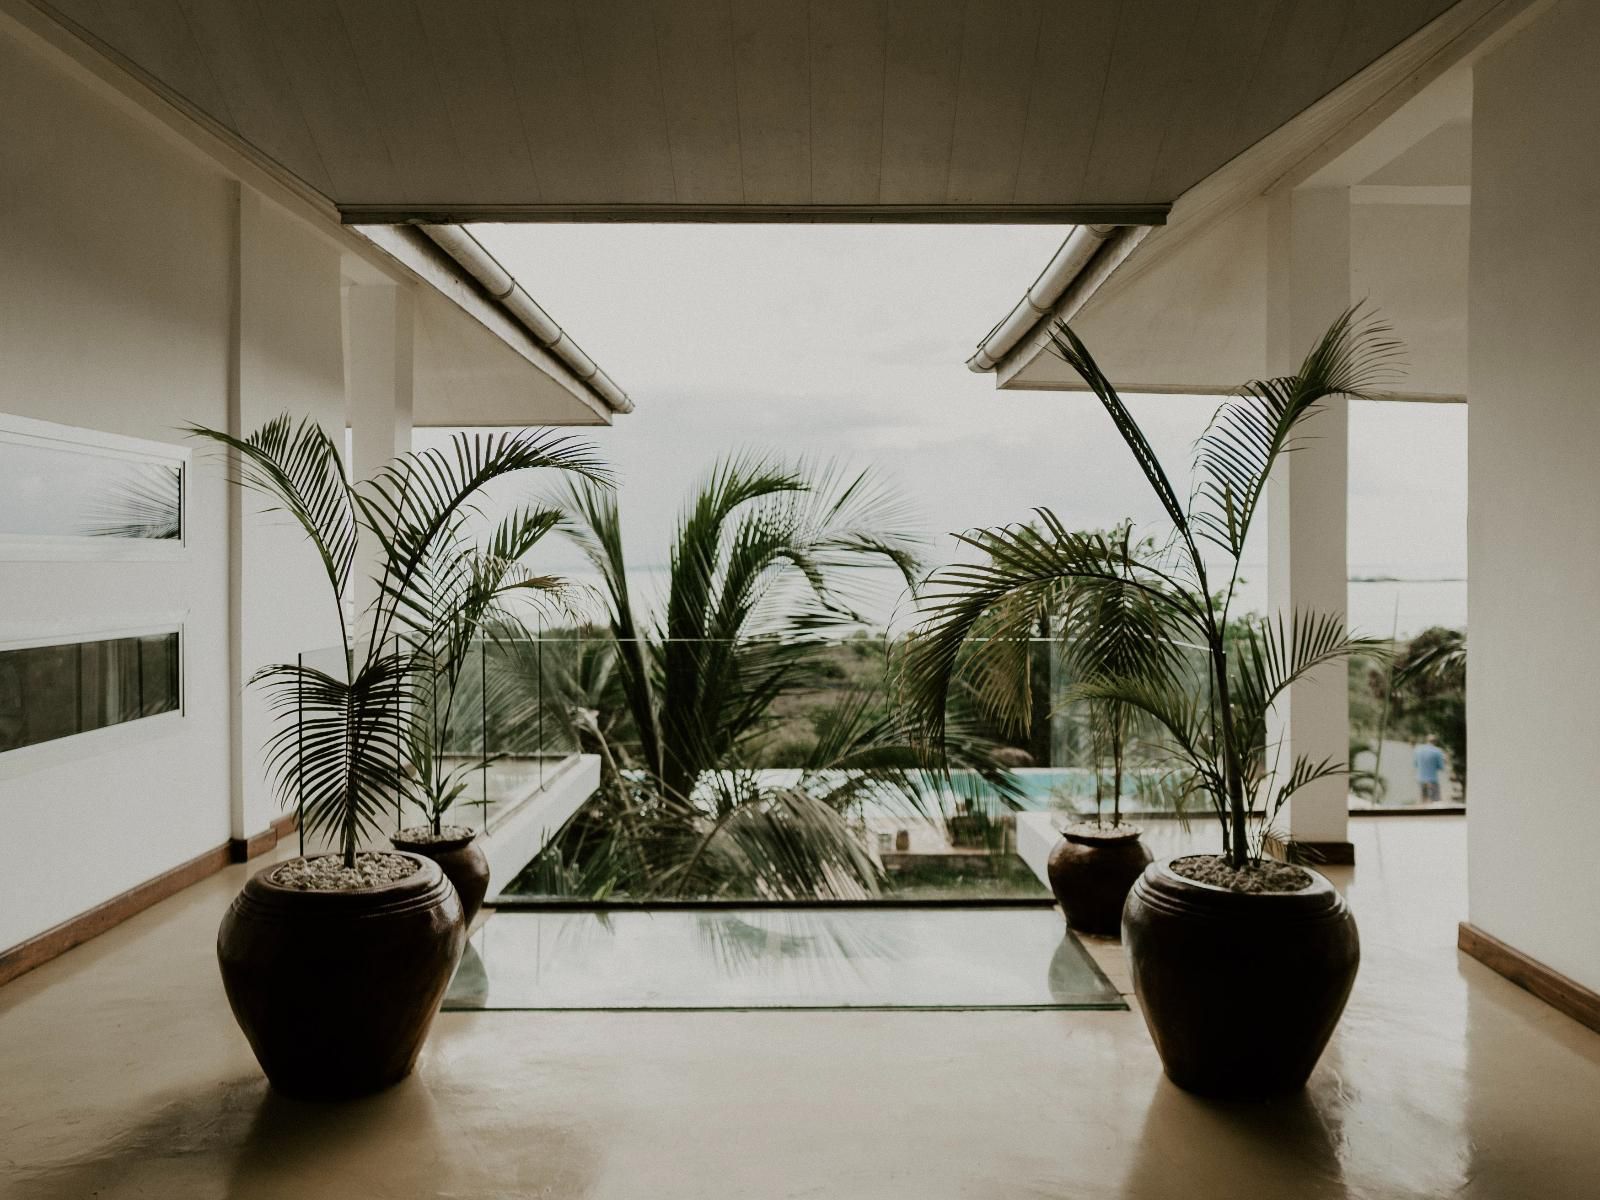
[467, 224, 1467, 630]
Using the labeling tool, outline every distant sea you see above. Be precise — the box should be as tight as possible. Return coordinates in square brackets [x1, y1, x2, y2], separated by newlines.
[536, 561, 1466, 643]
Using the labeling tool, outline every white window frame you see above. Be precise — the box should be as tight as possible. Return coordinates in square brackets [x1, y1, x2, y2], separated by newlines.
[0, 413, 191, 562]
[0, 620, 187, 778]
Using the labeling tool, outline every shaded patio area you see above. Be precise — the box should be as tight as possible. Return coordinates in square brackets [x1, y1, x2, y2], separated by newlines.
[3, 816, 1597, 1199]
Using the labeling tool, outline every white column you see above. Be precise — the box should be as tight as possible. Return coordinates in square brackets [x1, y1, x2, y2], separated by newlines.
[1265, 187, 1353, 859]
[1466, 0, 1600, 992]
[343, 283, 415, 629]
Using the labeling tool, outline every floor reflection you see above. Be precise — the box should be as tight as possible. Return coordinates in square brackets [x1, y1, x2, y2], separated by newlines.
[447, 907, 1125, 1011]
[1119, 1078, 1351, 1200]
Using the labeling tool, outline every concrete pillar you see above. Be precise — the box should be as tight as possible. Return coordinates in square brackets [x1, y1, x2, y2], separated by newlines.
[1465, 0, 1600, 993]
[1265, 187, 1354, 861]
[343, 283, 414, 631]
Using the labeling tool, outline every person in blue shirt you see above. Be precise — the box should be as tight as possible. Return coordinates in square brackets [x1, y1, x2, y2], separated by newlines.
[1414, 735, 1447, 804]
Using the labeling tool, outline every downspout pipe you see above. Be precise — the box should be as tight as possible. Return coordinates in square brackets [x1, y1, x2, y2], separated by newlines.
[417, 223, 634, 415]
[967, 224, 1117, 373]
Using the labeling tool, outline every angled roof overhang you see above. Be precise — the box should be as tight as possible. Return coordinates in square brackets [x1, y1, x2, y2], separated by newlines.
[2, 0, 632, 426]
[971, 0, 1538, 403]
[356, 224, 630, 426]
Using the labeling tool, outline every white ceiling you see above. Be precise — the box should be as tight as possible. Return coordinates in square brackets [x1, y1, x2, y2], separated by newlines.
[33, 0, 1459, 222]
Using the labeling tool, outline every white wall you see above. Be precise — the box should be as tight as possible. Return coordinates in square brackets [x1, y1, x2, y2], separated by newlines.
[1351, 202, 1469, 398]
[233, 191, 349, 843]
[0, 27, 341, 950]
[1467, 0, 1600, 992]
[0, 28, 235, 951]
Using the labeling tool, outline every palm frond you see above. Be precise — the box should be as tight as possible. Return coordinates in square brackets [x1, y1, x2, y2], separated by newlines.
[189, 416, 356, 631]
[1192, 305, 1403, 558]
[1396, 630, 1466, 690]
[357, 428, 608, 650]
[254, 654, 416, 858]
[1045, 323, 1192, 537]
[1232, 608, 1386, 733]
[670, 788, 883, 900]
[554, 476, 664, 778]
[903, 516, 1197, 752]
[79, 463, 182, 540]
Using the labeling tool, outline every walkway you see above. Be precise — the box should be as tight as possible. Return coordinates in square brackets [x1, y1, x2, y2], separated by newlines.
[2, 818, 1596, 1198]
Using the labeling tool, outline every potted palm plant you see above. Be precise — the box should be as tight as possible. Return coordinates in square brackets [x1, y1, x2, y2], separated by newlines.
[906, 308, 1395, 1097]
[390, 503, 569, 926]
[200, 416, 606, 1098]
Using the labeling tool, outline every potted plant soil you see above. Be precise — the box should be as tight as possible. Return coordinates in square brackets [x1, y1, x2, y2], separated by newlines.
[196, 416, 606, 1097]
[907, 307, 1395, 1096]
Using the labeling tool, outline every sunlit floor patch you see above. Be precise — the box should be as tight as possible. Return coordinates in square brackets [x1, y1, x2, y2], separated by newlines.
[445, 907, 1125, 1011]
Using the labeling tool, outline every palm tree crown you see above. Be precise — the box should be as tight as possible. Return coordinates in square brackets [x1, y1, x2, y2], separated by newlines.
[192, 416, 608, 866]
[536, 453, 1013, 899]
[904, 307, 1400, 869]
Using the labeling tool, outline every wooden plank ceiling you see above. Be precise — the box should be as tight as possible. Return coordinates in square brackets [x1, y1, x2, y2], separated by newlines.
[36, 0, 1459, 222]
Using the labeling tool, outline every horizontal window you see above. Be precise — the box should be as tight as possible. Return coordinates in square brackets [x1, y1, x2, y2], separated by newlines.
[0, 633, 181, 753]
[0, 424, 184, 545]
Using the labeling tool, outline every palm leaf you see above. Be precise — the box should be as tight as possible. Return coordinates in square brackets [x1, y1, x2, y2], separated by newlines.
[189, 416, 356, 642]
[1192, 305, 1403, 558]
[255, 654, 416, 858]
[1045, 323, 1192, 537]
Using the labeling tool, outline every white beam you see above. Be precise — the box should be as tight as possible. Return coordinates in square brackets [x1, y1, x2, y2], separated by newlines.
[1266, 187, 1354, 859]
[344, 283, 414, 630]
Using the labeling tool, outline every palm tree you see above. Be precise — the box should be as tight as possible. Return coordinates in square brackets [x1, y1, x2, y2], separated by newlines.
[541, 454, 1013, 899]
[1396, 628, 1466, 690]
[904, 307, 1398, 870]
[190, 416, 608, 868]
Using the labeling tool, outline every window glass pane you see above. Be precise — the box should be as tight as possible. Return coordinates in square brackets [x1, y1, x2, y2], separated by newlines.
[0, 633, 180, 752]
[139, 634, 179, 716]
[0, 439, 181, 541]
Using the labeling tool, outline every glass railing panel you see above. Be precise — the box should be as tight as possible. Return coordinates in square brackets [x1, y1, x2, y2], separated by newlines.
[418, 631, 581, 835]
[501, 629, 1052, 904]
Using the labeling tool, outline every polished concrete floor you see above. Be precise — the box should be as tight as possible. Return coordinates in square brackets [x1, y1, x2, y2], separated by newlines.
[3, 817, 1599, 1198]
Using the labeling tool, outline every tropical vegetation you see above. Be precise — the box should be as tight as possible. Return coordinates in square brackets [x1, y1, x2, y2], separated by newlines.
[904, 307, 1399, 871]
[517, 453, 1017, 899]
[190, 415, 607, 866]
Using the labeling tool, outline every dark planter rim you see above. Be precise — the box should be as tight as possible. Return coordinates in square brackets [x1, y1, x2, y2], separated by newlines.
[391, 829, 479, 854]
[1062, 822, 1145, 846]
[241, 851, 448, 916]
[1133, 855, 1345, 919]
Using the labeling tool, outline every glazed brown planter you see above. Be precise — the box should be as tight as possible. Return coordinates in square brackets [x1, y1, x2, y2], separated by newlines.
[1122, 858, 1360, 1098]
[1046, 824, 1153, 937]
[216, 853, 465, 1099]
[391, 828, 491, 927]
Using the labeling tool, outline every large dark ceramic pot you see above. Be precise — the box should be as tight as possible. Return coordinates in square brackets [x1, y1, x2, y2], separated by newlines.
[1122, 857, 1359, 1098]
[217, 853, 465, 1099]
[1046, 824, 1153, 937]
[391, 827, 491, 927]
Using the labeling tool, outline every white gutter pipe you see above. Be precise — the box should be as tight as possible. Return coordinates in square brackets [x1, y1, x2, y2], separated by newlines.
[967, 224, 1117, 373]
[418, 224, 633, 415]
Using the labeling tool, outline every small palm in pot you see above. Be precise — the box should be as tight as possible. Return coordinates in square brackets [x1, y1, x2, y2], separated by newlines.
[391, 501, 577, 923]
